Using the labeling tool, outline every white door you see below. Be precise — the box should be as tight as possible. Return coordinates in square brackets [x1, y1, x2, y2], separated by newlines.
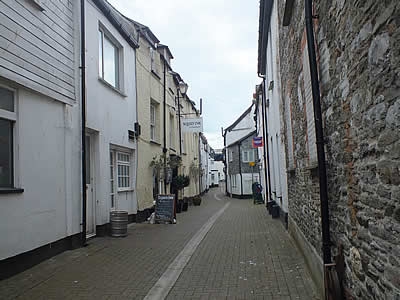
[85, 135, 96, 237]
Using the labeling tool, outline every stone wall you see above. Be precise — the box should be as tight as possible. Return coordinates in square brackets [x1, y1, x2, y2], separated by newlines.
[277, 0, 400, 298]
[227, 134, 257, 175]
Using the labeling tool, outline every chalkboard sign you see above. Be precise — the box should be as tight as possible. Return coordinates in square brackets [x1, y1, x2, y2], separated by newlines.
[155, 194, 175, 223]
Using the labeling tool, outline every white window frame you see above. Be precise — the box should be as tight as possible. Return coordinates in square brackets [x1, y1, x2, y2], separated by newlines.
[109, 151, 115, 209]
[110, 148, 133, 195]
[150, 103, 156, 141]
[242, 149, 255, 163]
[229, 150, 233, 162]
[0, 85, 17, 189]
[303, 46, 317, 165]
[169, 113, 175, 149]
[98, 25, 122, 90]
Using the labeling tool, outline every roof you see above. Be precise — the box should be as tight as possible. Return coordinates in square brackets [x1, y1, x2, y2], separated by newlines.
[257, 0, 274, 75]
[226, 130, 257, 148]
[224, 104, 254, 134]
[127, 18, 160, 48]
[158, 44, 174, 59]
[94, 0, 139, 49]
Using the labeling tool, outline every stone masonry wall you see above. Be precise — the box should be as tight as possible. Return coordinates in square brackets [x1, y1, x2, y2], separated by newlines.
[277, 0, 400, 298]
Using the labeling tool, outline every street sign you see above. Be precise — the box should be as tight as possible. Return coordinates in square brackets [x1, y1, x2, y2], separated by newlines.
[252, 136, 263, 148]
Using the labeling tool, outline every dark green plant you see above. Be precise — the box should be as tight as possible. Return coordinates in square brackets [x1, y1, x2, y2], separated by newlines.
[172, 175, 190, 191]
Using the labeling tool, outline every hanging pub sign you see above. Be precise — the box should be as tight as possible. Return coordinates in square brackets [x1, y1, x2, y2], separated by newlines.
[252, 136, 263, 148]
[182, 118, 203, 132]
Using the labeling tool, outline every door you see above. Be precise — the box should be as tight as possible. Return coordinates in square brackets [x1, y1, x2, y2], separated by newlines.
[85, 135, 96, 237]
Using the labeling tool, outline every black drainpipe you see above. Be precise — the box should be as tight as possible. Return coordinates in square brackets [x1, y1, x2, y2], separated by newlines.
[260, 80, 272, 203]
[305, 0, 331, 264]
[238, 142, 243, 198]
[222, 130, 228, 196]
[80, 0, 87, 247]
[258, 75, 272, 203]
[162, 57, 167, 194]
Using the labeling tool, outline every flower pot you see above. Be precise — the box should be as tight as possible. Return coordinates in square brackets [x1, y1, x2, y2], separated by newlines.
[193, 196, 202, 206]
[182, 202, 188, 211]
[176, 200, 183, 213]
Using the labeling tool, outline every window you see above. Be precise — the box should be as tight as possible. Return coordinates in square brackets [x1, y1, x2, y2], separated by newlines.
[0, 87, 16, 188]
[99, 28, 120, 89]
[110, 152, 115, 208]
[229, 150, 233, 162]
[110, 149, 132, 196]
[242, 150, 255, 163]
[150, 103, 156, 141]
[150, 47, 156, 73]
[303, 46, 317, 165]
[231, 175, 237, 188]
[169, 114, 175, 149]
[285, 94, 295, 169]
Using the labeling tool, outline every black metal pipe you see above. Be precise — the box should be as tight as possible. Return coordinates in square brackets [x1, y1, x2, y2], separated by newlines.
[177, 92, 182, 155]
[80, 0, 87, 247]
[260, 80, 271, 204]
[163, 57, 167, 194]
[238, 142, 243, 197]
[305, 0, 331, 264]
[222, 130, 228, 196]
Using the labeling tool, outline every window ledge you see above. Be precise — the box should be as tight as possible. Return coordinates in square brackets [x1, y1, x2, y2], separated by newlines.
[305, 163, 318, 171]
[150, 140, 161, 146]
[118, 189, 134, 193]
[0, 187, 24, 194]
[98, 77, 127, 97]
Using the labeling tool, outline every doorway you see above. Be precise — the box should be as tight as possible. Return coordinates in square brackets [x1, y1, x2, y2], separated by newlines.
[85, 134, 96, 237]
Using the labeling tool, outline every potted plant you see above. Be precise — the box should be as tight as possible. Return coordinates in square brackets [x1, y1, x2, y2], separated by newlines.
[193, 195, 202, 206]
[172, 175, 190, 213]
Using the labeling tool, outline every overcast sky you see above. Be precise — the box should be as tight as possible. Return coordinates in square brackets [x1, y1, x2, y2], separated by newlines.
[108, 0, 260, 149]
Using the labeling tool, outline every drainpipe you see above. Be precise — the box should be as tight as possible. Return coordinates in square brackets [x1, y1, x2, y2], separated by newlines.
[258, 76, 272, 203]
[162, 57, 167, 194]
[305, 0, 331, 264]
[238, 142, 243, 198]
[80, 0, 87, 246]
[222, 130, 229, 196]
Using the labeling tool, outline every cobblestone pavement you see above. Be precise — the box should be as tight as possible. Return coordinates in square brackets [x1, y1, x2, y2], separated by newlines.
[0, 186, 320, 300]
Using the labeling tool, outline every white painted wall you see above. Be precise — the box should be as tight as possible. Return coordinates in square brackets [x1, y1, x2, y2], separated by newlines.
[225, 106, 255, 147]
[85, 1, 138, 225]
[0, 86, 82, 260]
[0, 1, 81, 261]
[264, 1, 289, 212]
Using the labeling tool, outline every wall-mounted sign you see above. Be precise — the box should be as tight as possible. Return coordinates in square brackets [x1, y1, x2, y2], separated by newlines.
[252, 136, 263, 148]
[182, 118, 203, 132]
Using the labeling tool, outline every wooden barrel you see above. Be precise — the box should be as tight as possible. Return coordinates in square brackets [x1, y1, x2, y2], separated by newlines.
[110, 211, 128, 237]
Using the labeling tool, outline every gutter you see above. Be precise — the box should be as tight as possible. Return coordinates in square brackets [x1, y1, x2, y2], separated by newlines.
[305, 0, 331, 265]
[238, 142, 243, 197]
[258, 77, 272, 203]
[162, 56, 167, 194]
[80, 0, 87, 246]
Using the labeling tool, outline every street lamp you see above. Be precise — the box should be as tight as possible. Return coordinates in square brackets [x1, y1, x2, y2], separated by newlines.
[177, 81, 188, 155]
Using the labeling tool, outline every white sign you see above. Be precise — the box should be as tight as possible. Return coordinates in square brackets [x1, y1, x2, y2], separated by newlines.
[182, 118, 203, 132]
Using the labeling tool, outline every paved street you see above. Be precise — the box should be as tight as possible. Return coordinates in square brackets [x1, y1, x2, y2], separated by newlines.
[0, 187, 320, 300]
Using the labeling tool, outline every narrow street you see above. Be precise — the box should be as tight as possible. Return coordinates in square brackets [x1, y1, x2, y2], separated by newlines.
[0, 187, 319, 300]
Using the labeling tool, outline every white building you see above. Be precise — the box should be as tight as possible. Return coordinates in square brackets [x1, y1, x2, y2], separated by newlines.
[257, 0, 289, 226]
[84, 0, 139, 236]
[223, 105, 259, 198]
[0, 0, 82, 277]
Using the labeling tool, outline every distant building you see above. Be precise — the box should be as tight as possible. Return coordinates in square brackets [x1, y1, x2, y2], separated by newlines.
[223, 105, 259, 198]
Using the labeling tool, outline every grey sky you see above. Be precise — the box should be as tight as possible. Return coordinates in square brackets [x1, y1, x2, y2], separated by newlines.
[108, 0, 260, 149]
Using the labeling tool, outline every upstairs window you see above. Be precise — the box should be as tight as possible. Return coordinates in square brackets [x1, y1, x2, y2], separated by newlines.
[0, 87, 16, 188]
[99, 28, 121, 89]
[242, 150, 255, 163]
[150, 103, 156, 141]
